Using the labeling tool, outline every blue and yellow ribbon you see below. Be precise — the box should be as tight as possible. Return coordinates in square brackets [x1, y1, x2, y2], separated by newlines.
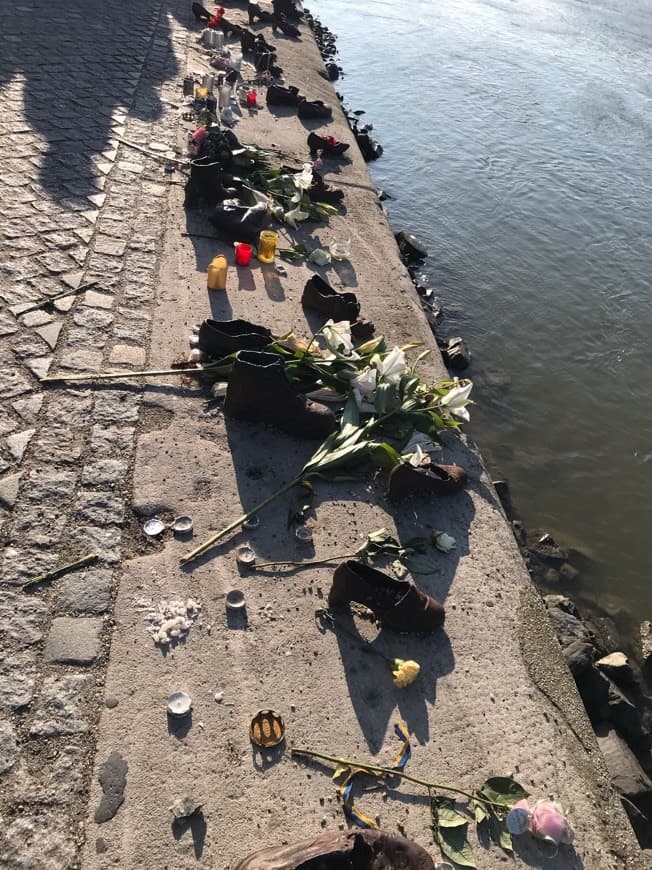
[339, 721, 412, 828]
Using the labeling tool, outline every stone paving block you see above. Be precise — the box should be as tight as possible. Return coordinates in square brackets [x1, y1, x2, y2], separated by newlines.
[44, 617, 103, 665]
[6, 428, 35, 462]
[31, 427, 82, 465]
[12, 394, 43, 422]
[0, 720, 18, 773]
[0, 368, 33, 399]
[56, 568, 113, 615]
[0, 549, 60, 589]
[89, 425, 135, 456]
[73, 305, 114, 330]
[0, 311, 18, 337]
[58, 348, 103, 372]
[67, 525, 122, 564]
[0, 590, 48, 645]
[74, 491, 125, 526]
[11, 502, 68, 543]
[93, 391, 140, 425]
[22, 469, 77, 502]
[0, 650, 37, 712]
[94, 236, 127, 257]
[0, 472, 22, 510]
[10, 329, 51, 360]
[24, 356, 52, 379]
[65, 325, 109, 350]
[84, 289, 114, 309]
[30, 674, 93, 736]
[34, 321, 63, 349]
[0, 814, 77, 869]
[13, 745, 84, 805]
[18, 309, 53, 328]
[81, 458, 129, 487]
[108, 343, 147, 367]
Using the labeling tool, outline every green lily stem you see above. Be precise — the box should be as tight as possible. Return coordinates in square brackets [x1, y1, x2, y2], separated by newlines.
[181, 476, 304, 564]
[290, 748, 506, 810]
[254, 551, 357, 570]
[21, 554, 98, 590]
[17, 281, 98, 316]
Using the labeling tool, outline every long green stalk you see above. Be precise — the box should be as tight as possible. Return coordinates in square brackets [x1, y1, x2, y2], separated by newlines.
[21, 554, 98, 590]
[18, 281, 98, 316]
[291, 748, 505, 809]
[41, 364, 230, 384]
[181, 477, 302, 564]
[254, 551, 355, 570]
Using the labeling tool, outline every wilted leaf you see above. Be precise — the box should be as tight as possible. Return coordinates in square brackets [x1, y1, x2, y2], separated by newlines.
[434, 824, 476, 868]
[475, 777, 528, 808]
[431, 798, 467, 828]
[400, 552, 439, 574]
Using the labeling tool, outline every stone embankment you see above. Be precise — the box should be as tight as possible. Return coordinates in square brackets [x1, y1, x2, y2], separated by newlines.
[0, 1, 649, 868]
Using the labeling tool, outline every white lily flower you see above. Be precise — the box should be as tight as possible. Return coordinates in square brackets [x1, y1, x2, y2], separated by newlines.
[322, 319, 354, 356]
[284, 205, 309, 229]
[352, 366, 377, 412]
[440, 379, 473, 422]
[308, 248, 331, 266]
[296, 163, 314, 190]
[433, 530, 457, 553]
[374, 346, 407, 384]
[407, 444, 426, 467]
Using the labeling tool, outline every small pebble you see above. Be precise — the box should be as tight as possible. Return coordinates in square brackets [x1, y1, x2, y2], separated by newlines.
[104, 695, 119, 709]
[215, 692, 224, 703]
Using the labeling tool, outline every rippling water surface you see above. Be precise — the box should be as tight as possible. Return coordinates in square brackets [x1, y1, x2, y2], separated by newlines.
[312, 0, 652, 638]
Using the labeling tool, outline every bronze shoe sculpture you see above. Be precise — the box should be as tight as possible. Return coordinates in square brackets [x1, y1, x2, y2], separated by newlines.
[328, 560, 445, 634]
[224, 350, 337, 439]
[234, 828, 437, 869]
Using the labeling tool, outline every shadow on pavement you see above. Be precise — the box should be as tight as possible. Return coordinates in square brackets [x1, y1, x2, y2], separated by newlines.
[0, 0, 188, 202]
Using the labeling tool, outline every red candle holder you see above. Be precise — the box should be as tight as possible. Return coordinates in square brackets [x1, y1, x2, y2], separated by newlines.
[235, 242, 253, 267]
[246, 90, 257, 109]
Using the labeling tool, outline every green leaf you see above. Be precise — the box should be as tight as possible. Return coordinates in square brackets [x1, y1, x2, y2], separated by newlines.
[401, 552, 439, 574]
[434, 805, 467, 829]
[399, 374, 420, 400]
[368, 442, 401, 471]
[474, 804, 487, 824]
[341, 394, 360, 429]
[475, 777, 528, 808]
[434, 825, 476, 868]
[401, 536, 428, 553]
[403, 410, 440, 436]
[374, 381, 397, 415]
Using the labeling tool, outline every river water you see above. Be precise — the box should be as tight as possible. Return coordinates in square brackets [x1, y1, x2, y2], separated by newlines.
[311, 0, 652, 649]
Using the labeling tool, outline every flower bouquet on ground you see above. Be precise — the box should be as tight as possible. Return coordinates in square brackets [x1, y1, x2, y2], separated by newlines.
[182, 321, 473, 563]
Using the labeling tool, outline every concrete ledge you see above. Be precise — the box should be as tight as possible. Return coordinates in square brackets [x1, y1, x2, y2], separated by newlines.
[81, 10, 648, 870]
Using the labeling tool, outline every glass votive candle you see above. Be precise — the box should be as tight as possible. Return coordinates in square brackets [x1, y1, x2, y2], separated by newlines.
[329, 237, 351, 261]
[235, 242, 253, 267]
[257, 230, 278, 264]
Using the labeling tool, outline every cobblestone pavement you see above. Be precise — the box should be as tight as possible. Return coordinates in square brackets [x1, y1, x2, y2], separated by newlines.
[0, 1, 190, 865]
